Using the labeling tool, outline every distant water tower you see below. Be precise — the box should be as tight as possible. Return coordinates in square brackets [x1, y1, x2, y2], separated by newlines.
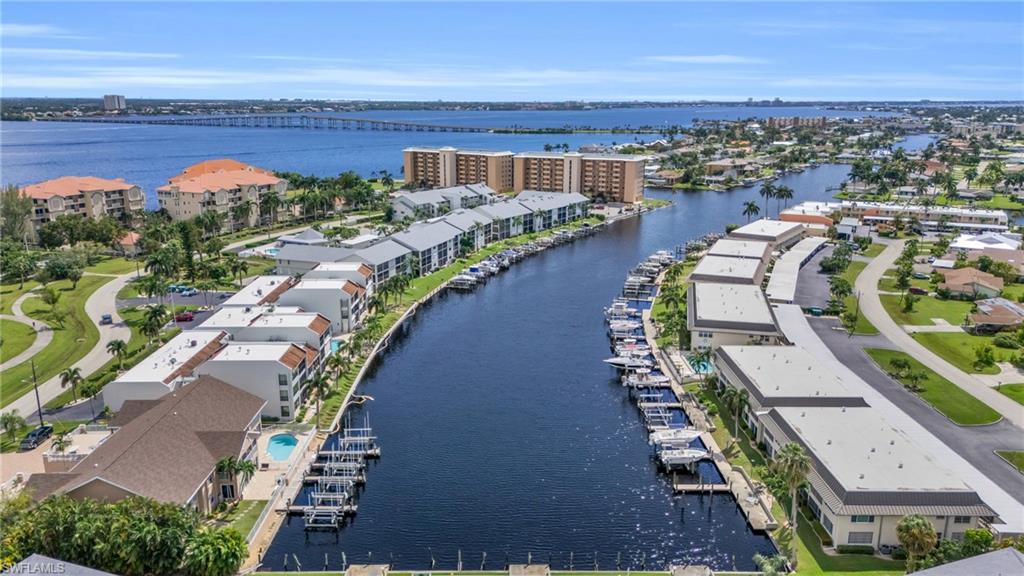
[103, 94, 126, 112]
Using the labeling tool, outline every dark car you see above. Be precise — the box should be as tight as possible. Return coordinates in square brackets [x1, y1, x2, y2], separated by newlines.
[174, 311, 195, 322]
[99, 314, 113, 325]
[19, 425, 54, 451]
[909, 286, 928, 295]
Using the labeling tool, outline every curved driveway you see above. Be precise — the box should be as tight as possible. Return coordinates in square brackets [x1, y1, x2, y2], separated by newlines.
[856, 240, 1024, 428]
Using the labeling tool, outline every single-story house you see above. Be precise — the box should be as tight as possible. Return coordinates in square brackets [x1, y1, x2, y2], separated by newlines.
[938, 267, 1004, 298]
[969, 297, 1024, 333]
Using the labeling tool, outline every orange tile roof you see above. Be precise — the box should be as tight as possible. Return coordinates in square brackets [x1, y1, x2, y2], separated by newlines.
[158, 169, 283, 195]
[169, 159, 274, 183]
[342, 281, 365, 297]
[779, 213, 834, 226]
[279, 343, 308, 370]
[21, 176, 137, 199]
[118, 231, 141, 246]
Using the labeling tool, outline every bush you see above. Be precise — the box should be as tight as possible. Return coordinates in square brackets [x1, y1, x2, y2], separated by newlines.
[891, 547, 908, 560]
[994, 334, 1020, 349]
[837, 545, 876, 555]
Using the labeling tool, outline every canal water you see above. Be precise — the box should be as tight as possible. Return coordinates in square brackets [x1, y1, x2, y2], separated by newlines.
[261, 163, 857, 572]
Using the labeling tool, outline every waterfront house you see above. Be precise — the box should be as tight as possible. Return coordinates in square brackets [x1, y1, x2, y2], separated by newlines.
[686, 282, 781, 351]
[220, 275, 297, 308]
[25, 375, 265, 514]
[391, 220, 464, 274]
[156, 160, 287, 229]
[21, 176, 146, 238]
[197, 343, 315, 420]
[938, 267, 1004, 298]
[275, 244, 355, 276]
[841, 201, 1009, 233]
[304, 261, 376, 293]
[103, 330, 228, 411]
[440, 208, 495, 252]
[728, 219, 805, 249]
[199, 305, 332, 369]
[474, 200, 532, 241]
[344, 239, 412, 285]
[277, 278, 367, 334]
[704, 158, 760, 180]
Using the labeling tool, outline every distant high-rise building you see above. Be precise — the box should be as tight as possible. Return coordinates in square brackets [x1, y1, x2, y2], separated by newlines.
[403, 147, 514, 192]
[513, 152, 645, 204]
[103, 94, 126, 112]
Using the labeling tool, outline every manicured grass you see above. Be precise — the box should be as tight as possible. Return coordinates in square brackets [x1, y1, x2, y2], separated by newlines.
[837, 260, 878, 335]
[0, 276, 111, 408]
[999, 283, 1024, 301]
[996, 450, 1024, 474]
[865, 348, 1002, 425]
[117, 281, 141, 300]
[0, 320, 36, 364]
[642, 197, 672, 208]
[0, 419, 87, 453]
[219, 499, 267, 536]
[861, 243, 885, 258]
[996, 383, 1024, 406]
[85, 257, 139, 275]
[0, 280, 39, 315]
[838, 260, 867, 285]
[879, 294, 973, 326]
[912, 332, 1001, 375]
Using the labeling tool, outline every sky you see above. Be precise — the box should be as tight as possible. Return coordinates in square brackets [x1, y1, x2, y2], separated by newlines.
[2, 2, 1022, 102]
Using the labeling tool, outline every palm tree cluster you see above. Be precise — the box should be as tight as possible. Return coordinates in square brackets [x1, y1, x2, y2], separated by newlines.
[772, 442, 812, 567]
[655, 262, 690, 351]
[756, 183, 795, 218]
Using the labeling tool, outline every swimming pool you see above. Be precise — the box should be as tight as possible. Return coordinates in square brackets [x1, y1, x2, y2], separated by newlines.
[688, 357, 714, 374]
[264, 247, 280, 256]
[267, 433, 298, 461]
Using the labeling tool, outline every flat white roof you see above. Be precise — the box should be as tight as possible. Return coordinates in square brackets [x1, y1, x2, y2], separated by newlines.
[782, 201, 843, 218]
[292, 278, 355, 290]
[706, 238, 772, 260]
[199, 305, 302, 329]
[689, 282, 777, 333]
[311, 261, 369, 273]
[114, 330, 224, 385]
[717, 345, 865, 403]
[221, 276, 292, 307]
[842, 200, 1008, 220]
[690, 255, 762, 283]
[208, 342, 295, 363]
[764, 237, 829, 303]
[729, 218, 804, 241]
[776, 406, 973, 493]
[248, 312, 324, 329]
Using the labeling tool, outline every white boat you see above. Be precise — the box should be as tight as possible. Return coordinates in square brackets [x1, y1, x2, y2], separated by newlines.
[615, 343, 651, 355]
[608, 320, 642, 331]
[659, 448, 708, 467]
[625, 275, 654, 285]
[603, 356, 653, 370]
[449, 275, 478, 291]
[604, 301, 639, 318]
[649, 428, 701, 447]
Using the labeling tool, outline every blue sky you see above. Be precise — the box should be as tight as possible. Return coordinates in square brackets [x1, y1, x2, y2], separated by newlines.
[2, 2, 1022, 101]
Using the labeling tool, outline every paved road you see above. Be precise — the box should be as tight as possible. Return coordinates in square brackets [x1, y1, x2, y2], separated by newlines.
[222, 214, 376, 253]
[856, 240, 1024, 428]
[0, 290, 54, 371]
[4, 273, 134, 421]
[808, 315, 1024, 499]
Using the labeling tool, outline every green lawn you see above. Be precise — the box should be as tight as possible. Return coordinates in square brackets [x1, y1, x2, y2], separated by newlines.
[996, 451, 1024, 474]
[838, 260, 878, 335]
[0, 280, 39, 315]
[877, 268, 931, 293]
[838, 260, 867, 285]
[865, 348, 1001, 425]
[999, 283, 1024, 301]
[911, 332, 1001, 375]
[0, 320, 36, 364]
[0, 419, 86, 453]
[0, 275, 112, 408]
[85, 257, 140, 275]
[879, 294, 973, 326]
[996, 383, 1024, 406]
[861, 243, 885, 258]
[218, 499, 267, 537]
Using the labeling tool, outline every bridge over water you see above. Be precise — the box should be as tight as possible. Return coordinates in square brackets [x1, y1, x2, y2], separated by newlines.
[39, 114, 498, 133]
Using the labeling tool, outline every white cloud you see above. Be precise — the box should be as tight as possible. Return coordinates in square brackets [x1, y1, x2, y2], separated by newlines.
[0, 23, 89, 40]
[643, 55, 767, 65]
[3, 48, 180, 60]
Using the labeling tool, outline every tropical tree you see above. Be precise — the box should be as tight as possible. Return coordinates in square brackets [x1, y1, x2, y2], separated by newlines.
[59, 367, 84, 403]
[963, 166, 978, 189]
[773, 442, 811, 566]
[79, 380, 101, 420]
[742, 200, 760, 222]
[759, 183, 776, 216]
[379, 170, 395, 193]
[106, 339, 129, 370]
[145, 242, 182, 279]
[215, 456, 256, 498]
[142, 304, 169, 344]
[226, 256, 249, 288]
[751, 553, 788, 576]
[720, 386, 750, 439]
[230, 199, 255, 232]
[259, 193, 283, 229]
[888, 356, 912, 378]
[309, 371, 330, 428]
[692, 349, 712, 389]
[897, 514, 938, 572]
[1, 409, 26, 440]
[51, 433, 71, 455]
[39, 285, 63, 312]
[181, 526, 248, 576]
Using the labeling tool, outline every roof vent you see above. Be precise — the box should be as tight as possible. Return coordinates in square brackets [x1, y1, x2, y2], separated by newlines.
[870, 447, 875, 453]
[859, 473, 865, 479]
[190, 340, 197, 347]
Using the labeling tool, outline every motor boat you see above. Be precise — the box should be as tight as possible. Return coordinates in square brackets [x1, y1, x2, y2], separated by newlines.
[605, 301, 639, 319]
[603, 356, 653, 370]
[607, 320, 642, 331]
[649, 428, 701, 447]
[622, 369, 671, 387]
[658, 448, 708, 467]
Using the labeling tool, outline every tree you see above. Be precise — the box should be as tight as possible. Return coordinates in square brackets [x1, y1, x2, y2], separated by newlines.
[964, 166, 978, 189]
[226, 256, 249, 288]
[309, 372, 330, 429]
[774, 185, 794, 214]
[720, 386, 749, 439]
[215, 456, 256, 498]
[759, 183, 776, 216]
[106, 339, 129, 370]
[379, 170, 396, 193]
[897, 514, 938, 572]
[59, 367, 83, 403]
[742, 200, 760, 222]
[905, 370, 927, 392]
[751, 553, 788, 576]
[974, 344, 996, 370]
[773, 442, 811, 566]
[0, 184, 32, 242]
[51, 433, 71, 455]
[259, 193, 283, 229]
[142, 304, 169, 344]
[888, 356, 912, 378]
[230, 199, 255, 231]
[1, 409, 26, 440]
[67, 267, 83, 289]
[4, 251, 37, 289]
[79, 380, 101, 420]
[181, 526, 247, 576]
[829, 276, 853, 305]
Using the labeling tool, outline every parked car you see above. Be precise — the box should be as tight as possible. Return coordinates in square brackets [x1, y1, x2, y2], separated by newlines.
[167, 284, 182, 293]
[19, 425, 54, 451]
[99, 314, 113, 325]
[174, 311, 195, 322]
[909, 287, 928, 295]
[927, 256, 936, 263]
[913, 272, 929, 280]
[179, 288, 198, 297]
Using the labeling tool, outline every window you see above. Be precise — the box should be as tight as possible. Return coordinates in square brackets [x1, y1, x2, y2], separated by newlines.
[279, 390, 289, 402]
[821, 515, 834, 535]
[278, 374, 289, 387]
[851, 515, 875, 523]
[280, 406, 290, 418]
[953, 516, 971, 524]
[847, 532, 873, 545]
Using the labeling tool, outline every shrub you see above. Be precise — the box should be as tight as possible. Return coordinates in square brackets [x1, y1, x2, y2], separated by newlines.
[892, 547, 908, 560]
[837, 545, 876, 555]
[994, 334, 1020, 349]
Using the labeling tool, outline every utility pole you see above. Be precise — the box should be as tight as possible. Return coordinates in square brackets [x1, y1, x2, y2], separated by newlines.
[31, 360, 43, 426]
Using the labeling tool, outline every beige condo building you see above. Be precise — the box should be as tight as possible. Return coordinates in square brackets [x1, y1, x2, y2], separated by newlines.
[21, 176, 146, 237]
[403, 147, 514, 192]
[513, 152, 644, 203]
[156, 159, 287, 229]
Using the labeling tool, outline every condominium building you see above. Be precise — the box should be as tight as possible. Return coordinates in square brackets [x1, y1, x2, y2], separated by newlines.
[156, 159, 287, 228]
[391, 220, 464, 274]
[403, 147, 514, 192]
[198, 305, 332, 369]
[705, 238, 773, 261]
[729, 219, 806, 249]
[840, 201, 1009, 232]
[391, 183, 496, 220]
[276, 278, 367, 334]
[220, 275, 297, 308]
[689, 255, 767, 285]
[197, 342, 317, 420]
[513, 152, 645, 203]
[764, 237, 829, 304]
[686, 282, 781, 351]
[21, 176, 146, 236]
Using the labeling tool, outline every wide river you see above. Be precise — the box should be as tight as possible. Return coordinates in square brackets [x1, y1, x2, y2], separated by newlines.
[0, 110, 929, 572]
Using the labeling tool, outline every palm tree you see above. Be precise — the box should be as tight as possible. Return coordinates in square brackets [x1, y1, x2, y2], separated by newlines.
[722, 387, 749, 439]
[660, 286, 683, 311]
[774, 185, 794, 214]
[51, 433, 71, 455]
[759, 183, 776, 217]
[742, 200, 760, 222]
[897, 514, 938, 572]
[230, 200, 255, 231]
[773, 442, 811, 566]
[142, 304, 169, 344]
[106, 339, 128, 370]
[259, 193, 283, 229]
[226, 256, 249, 288]
[964, 166, 978, 189]
[59, 367, 83, 403]
[692, 349, 712, 390]
[1, 410, 26, 441]
[752, 553, 788, 576]
[79, 380, 100, 420]
[309, 372, 330, 429]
